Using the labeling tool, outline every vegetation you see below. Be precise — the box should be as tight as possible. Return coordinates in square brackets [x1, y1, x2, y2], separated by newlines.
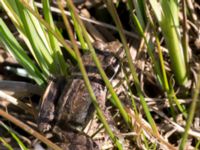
[0, 0, 199, 149]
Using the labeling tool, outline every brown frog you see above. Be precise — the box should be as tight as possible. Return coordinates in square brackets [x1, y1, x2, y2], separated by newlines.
[37, 41, 123, 149]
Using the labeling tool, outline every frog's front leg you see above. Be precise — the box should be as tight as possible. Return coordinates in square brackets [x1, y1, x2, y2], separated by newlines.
[52, 125, 99, 150]
[37, 77, 66, 132]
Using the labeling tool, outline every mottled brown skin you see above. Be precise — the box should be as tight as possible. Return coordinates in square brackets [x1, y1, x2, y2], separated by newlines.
[56, 79, 106, 128]
[37, 41, 122, 149]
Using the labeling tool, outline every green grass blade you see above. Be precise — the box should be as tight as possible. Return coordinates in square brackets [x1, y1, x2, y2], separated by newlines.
[105, 1, 158, 134]
[1, 0, 52, 77]
[68, 7, 87, 50]
[146, 5, 187, 119]
[0, 18, 46, 86]
[128, 0, 146, 29]
[131, 14, 164, 88]
[1, 0, 69, 78]
[67, 1, 131, 128]
[60, 1, 123, 148]
[0, 0, 21, 26]
[42, 0, 68, 76]
[15, 0, 53, 76]
[18, 0, 76, 61]
[195, 140, 200, 150]
[0, 137, 13, 150]
[149, 0, 187, 85]
[0, 122, 28, 150]
[179, 73, 200, 150]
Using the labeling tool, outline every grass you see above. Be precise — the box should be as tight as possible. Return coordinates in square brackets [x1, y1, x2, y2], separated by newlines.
[0, 121, 28, 150]
[0, 0, 199, 149]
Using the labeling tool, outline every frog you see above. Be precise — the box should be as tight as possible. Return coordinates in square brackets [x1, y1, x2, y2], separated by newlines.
[37, 41, 123, 149]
